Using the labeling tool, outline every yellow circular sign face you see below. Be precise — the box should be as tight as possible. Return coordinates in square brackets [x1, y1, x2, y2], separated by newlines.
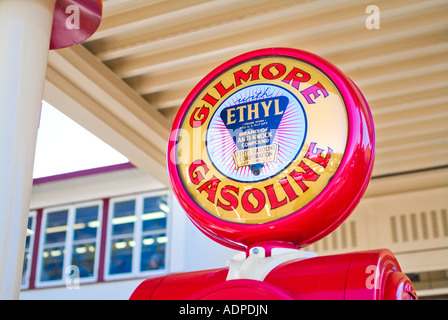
[175, 56, 348, 224]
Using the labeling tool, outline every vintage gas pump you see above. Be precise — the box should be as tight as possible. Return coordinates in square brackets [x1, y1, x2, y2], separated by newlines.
[130, 48, 417, 300]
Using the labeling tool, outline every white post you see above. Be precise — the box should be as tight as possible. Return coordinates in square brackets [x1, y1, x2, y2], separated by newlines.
[0, 0, 55, 299]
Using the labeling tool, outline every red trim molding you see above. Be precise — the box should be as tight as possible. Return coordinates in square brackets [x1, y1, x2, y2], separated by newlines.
[33, 162, 135, 185]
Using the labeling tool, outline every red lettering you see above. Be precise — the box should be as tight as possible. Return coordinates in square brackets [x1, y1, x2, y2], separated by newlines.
[217, 185, 239, 211]
[262, 63, 286, 79]
[197, 176, 220, 203]
[305, 142, 333, 168]
[234, 65, 260, 86]
[188, 160, 209, 185]
[278, 177, 298, 201]
[289, 161, 319, 192]
[190, 106, 209, 128]
[214, 81, 234, 98]
[282, 67, 311, 90]
[241, 188, 265, 213]
[265, 184, 287, 209]
[301, 82, 329, 104]
[202, 93, 219, 106]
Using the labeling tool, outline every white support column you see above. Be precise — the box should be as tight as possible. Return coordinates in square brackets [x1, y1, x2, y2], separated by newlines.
[0, 0, 55, 299]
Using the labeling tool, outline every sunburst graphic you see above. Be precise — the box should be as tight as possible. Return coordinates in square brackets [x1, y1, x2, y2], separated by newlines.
[207, 84, 307, 182]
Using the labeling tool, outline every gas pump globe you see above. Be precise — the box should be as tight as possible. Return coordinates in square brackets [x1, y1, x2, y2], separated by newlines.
[130, 48, 417, 300]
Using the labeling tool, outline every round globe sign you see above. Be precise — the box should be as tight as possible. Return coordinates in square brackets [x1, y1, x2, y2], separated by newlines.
[168, 48, 375, 251]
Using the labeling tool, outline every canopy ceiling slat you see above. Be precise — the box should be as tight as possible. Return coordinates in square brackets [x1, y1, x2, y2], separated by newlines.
[44, 0, 448, 184]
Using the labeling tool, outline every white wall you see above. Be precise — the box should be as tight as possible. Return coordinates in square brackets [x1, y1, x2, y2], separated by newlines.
[169, 195, 238, 273]
[20, 278, 143, 300]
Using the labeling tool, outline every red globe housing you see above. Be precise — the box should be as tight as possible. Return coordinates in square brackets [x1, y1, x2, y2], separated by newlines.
[167, 48, 375, 252]
[131, 48, 417, 301]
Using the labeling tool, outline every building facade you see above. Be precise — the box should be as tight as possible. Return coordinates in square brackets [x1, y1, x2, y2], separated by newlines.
[20, 163, 237, 299]
[20, 163, 448, 299]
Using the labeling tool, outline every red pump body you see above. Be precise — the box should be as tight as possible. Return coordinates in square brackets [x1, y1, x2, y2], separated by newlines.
[130, 249, 416, 300]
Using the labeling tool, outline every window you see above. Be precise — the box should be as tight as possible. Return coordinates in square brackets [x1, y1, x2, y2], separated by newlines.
[407, 269, 448, 291]
[22, 190, 170, 289]
[105, 191, 169, 280]
[36, 201, 102, 287]
[21, 211, 37, 289]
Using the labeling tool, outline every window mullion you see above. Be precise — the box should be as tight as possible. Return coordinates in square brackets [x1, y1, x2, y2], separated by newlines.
[64, 206, 76, 281]
[93, 201, 103, 281]
[104, 199, 114, 280]
[133, 196, 143, 275]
